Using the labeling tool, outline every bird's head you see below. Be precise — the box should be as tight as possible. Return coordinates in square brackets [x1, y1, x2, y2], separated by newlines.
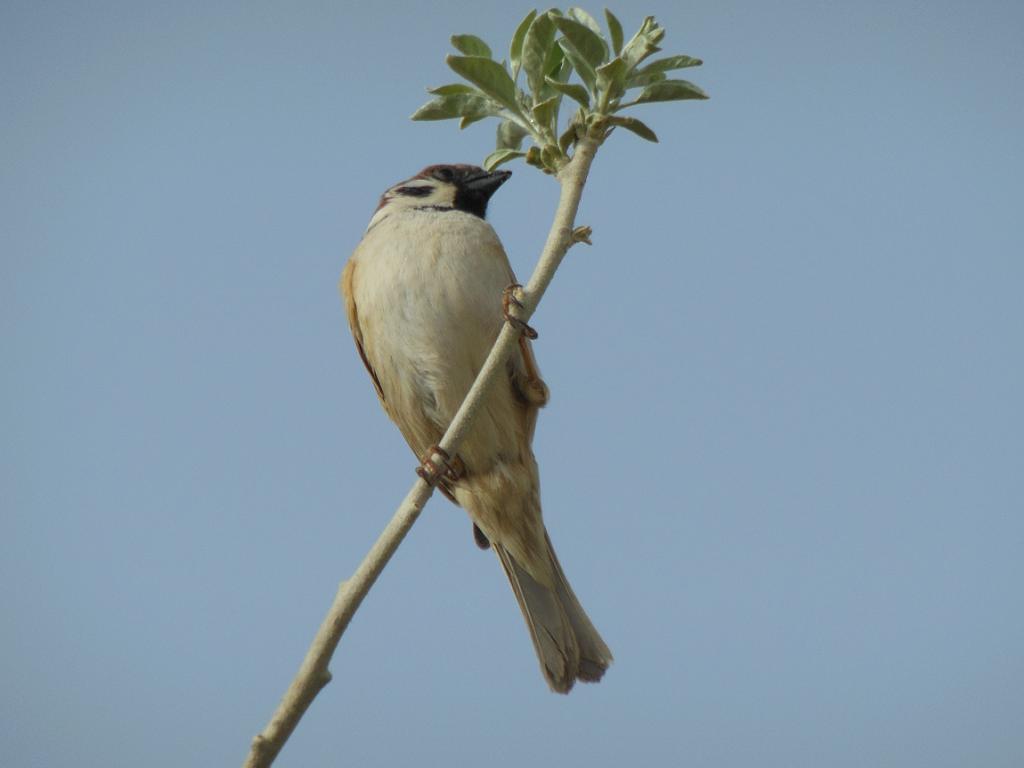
[374, 164, 511, 220]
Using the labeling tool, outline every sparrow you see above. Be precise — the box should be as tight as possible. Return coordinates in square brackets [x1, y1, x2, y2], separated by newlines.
[340, 163, 612, 693]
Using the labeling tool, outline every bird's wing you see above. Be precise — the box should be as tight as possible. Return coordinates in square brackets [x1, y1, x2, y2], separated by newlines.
[340, 258, 386, 404]
[342, 255, 461, 504]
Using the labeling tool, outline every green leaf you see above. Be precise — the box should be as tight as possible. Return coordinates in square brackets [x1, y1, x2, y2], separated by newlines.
[628, 78, 709, 105]
[552, 15, 607, 68]
[535, 39, 563, 100]
[411, 93, 494, 121]
[544, 35, 566, 79]
[558, 38, 597, 93]
[608, 115, 658, 142]
[625, 70, 667, 89]
[633, 54, 703, 74]
[595, 56, 627, 99]
[604, 8, 624, 54]
[531, 95, 560, 133]
[544, 77, 590, 107]
[568, 7, 602, 35]
[546, 46, 574, 105]
[427, 83, 478, 96]
[509, 10, 537, 81]
[621, 16, 665, 70]
[460, 113, 488, 129]
[521, 11, 558, 100]
[446, 55, 521, 113]
[496, 119, 529, 150]
[552, 47, 573, 83]
[483, 149, 525, 171]
[451, 34, 492, 58]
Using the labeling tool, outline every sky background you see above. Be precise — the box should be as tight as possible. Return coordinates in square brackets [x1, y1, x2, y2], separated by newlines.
[3, 1, 1022, 766]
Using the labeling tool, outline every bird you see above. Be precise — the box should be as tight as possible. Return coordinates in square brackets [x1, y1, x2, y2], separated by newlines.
[340, 163, 612, 693]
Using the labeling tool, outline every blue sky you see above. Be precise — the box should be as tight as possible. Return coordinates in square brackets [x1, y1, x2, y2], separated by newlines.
[3, 1, 1022, 766]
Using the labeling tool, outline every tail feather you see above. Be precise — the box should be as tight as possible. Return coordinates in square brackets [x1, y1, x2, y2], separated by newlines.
[544, 532, 613, 682]
[495, 534, 612, 693]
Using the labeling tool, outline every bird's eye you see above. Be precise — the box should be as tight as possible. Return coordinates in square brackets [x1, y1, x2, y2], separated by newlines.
[434, 167, 455, 182]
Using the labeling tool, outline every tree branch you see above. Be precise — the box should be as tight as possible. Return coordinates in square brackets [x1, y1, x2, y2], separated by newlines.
[242, 136, 601, 768]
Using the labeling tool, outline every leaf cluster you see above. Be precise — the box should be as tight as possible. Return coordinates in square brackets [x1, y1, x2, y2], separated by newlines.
[411, 7, 708, 173]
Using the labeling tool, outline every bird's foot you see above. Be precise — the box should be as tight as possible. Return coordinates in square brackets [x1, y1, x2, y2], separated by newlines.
[416, 445, 463, 486]
[502, 283, 538, 340]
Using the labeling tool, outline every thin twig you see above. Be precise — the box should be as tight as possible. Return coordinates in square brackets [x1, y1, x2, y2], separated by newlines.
[243, 136, 601, 768]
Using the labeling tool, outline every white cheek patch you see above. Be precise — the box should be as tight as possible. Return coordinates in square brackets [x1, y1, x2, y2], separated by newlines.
[422, 186, 456, 207]
[366, 180, 458, 232]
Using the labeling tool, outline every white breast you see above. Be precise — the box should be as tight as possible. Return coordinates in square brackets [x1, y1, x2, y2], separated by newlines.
[351, 208, 515, 434]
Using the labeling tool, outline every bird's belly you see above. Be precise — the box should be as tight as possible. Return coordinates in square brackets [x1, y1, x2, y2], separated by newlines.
[354, 212, 515, 450]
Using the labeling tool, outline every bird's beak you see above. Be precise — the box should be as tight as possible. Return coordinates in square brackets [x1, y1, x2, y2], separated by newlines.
[463, 169, 512, 199]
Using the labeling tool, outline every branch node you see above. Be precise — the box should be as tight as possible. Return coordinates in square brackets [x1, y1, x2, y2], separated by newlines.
[247, 735, 270, 766]
[572, 225, 593, 245]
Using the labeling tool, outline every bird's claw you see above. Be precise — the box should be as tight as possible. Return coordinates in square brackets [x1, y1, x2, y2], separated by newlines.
[416, 445, 462, 486]
[502, 283, 538, 340]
